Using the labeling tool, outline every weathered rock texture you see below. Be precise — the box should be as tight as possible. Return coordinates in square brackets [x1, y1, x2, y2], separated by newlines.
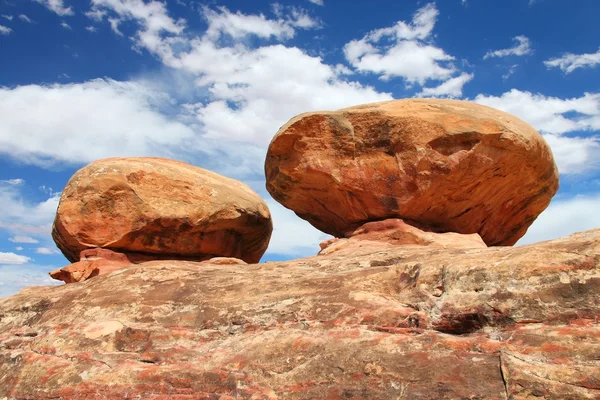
[52, 157, 272, 264]
[319, 218, 487, 255]
[2, 229, 599, 399]
[265, 99, 559, 246]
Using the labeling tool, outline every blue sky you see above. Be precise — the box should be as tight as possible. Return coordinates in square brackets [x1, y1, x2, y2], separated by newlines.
[1, 0, 599, 297]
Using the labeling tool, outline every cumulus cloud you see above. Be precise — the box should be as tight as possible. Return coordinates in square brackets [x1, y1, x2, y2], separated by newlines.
[203, 6, 319, 40]
[544, 48, 600, 74]
[0, 79, 196, 167]
[1, 15, 13, 21]
[0, 25, 12, 35]
[483, 36, 532, 59]
[85, 25, 97, 32]
[9, 236, 39, 244]
[419, 72, 474, 98]
[475, 89, 600, 174]
[519, 194, 600, 245]
[60, 21, 71, 29]
[343, 3, 458, 84]
[33, 0, 74, 16]
[0, 252, 31, 265]
[307, 0, 324, 5]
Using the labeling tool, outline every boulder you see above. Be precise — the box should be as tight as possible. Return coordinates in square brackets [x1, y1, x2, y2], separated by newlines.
[265, 99, 559, 246]
[1, 229, 599, 399]
[52, 157, 272, 264]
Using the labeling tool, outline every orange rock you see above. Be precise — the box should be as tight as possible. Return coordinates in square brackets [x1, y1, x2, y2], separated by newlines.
[2, 229, 599, 399]
[319, 218, 486, 255]
[49, 248, 133, 283]
[265, 99, 559, 246]
[52, 157, 272, 264]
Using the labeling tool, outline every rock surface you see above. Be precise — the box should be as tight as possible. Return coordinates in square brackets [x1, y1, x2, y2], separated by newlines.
[265, 99, 559, 246]
[319, 218, 487, 255]
[52, 157, 273, 264]
[2, 229, 599, 399]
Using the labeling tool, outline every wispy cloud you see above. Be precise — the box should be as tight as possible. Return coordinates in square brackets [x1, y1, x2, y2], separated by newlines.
[9, 235, 39, 244]
[0, 25, 13, 35]
[484, 35, 532, 59]
[19, 14, 33, 23]
[33, 0, 74, 17]
[545, 48, 600, 74]
[0, 252, 31, 265]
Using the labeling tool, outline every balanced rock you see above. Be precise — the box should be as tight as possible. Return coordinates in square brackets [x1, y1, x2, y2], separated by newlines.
[52, 157, 272, 264]
[1, 229, 599, 398]
[265, 99, 559, 246]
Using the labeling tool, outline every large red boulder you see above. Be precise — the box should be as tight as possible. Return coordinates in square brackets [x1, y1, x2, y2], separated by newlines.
[52, 157, 272, 264]
[265, 99, 559, 246]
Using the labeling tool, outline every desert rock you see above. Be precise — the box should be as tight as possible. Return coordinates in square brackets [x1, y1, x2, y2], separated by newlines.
[1, 229, 599, 399]
[265, 99, 559, 245]
[319, 218, 487, 255]
[52, 157, 273, 264]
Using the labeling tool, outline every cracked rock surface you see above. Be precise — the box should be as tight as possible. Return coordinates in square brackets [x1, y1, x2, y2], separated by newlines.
[1, 229, 599, 399]
[265, 99, 559, 246]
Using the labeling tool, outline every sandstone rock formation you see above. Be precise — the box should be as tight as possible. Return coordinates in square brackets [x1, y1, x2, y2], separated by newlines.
[52, 157, 272, 265]
[265, 99, 559, 246]
[1, 229, 599, 399]
[319, 218, 487, 255]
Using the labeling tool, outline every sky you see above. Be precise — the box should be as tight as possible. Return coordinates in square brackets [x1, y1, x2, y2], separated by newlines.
[1, 0, 599, 298]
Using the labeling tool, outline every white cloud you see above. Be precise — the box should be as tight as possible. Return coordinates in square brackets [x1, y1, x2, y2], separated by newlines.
[475, 89, 600, 174]
[419, 72, 474, 98]
[0, 264, 62, 298]
[89, 0, 185, 56]
[0, 180, 60, 242]
[343, 3, 458, 84]
[519, 194, 600, 245]
[60, 21, 71, 29]
[544, 48, 600, 74]
[307, 0, 324, 5]
[203, 6, 318, 40]
[0, 79, 196, 167]
[265, 199, 330, 256]
[15, 247, 23, 251]
[0, 25, 12, 35]
[483, 36, 532, 59]
[33, 0, 74, 16]
[474, 90, 600, 135]
[0, 178, 24, 185]
[1, 15, 13, 21]
[0, 252, 31, 265]
[36, 247, 60, 255]
[9, 236, 39, 244]
[85, 25, 97, 32]
[502, 64, 519, 80]
[19, 14, 33, 23]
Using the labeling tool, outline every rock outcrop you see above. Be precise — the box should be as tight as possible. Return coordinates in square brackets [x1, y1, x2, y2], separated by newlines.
[52, 157, 273, 265]
[1, 229, 599, 399]
[319, 218, 487, 255]
[265, 99, 559, 246]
